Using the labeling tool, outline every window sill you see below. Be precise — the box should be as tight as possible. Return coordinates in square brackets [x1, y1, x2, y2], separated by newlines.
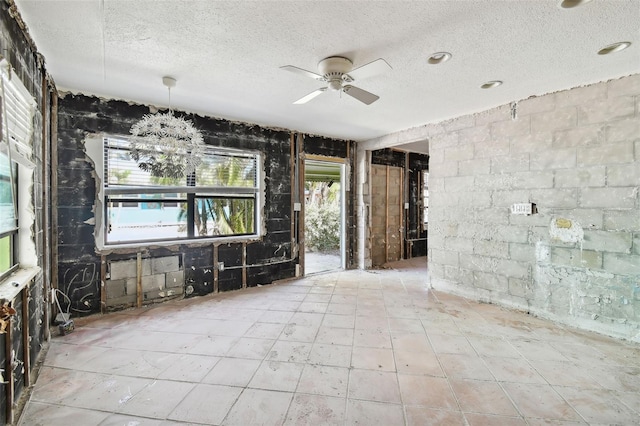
[98, 234, 263, 252]
[0, 267, 41, 302]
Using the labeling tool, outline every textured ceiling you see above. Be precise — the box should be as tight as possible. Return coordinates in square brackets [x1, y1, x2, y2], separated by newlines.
[13, 0, 640, 150]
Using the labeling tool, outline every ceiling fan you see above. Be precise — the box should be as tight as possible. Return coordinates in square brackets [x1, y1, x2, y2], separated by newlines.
[281, 56, 391, 105]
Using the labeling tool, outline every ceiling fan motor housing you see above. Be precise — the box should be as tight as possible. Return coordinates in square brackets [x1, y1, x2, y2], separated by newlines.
[318, 57, 354, 90]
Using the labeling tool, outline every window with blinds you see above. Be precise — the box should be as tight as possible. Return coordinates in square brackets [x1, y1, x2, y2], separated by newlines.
[103, 137, 261, 245]
[0, 59, 36, 279]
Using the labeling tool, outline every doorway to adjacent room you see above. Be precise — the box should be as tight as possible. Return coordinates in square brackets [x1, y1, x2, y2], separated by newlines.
[303, 158, 345, 275]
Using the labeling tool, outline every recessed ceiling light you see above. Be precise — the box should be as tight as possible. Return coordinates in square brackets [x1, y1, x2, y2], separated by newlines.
[598, 42, 631, 55]
[559, 0, 592, 9]
[428, 52, 452, 65]
[481, 80, 502, 89]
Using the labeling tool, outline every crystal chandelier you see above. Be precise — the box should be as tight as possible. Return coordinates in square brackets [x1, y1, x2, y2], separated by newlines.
[129, 76, 204, 179]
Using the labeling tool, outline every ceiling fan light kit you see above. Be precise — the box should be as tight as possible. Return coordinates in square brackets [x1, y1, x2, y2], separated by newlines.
[282, 56, 392, 105]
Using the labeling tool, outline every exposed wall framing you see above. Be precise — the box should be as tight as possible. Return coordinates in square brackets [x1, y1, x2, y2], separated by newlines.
[368, 148, 429, 266]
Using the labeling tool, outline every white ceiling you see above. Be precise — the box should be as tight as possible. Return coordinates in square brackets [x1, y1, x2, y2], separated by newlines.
[14, 0, 640, 150]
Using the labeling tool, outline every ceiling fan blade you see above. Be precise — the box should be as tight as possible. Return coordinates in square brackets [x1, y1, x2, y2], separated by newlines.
[346, 58, 391, 81]
[280, 65, 324, 81]
[293, 87, 327, 104]
[343, 85, 379, 105]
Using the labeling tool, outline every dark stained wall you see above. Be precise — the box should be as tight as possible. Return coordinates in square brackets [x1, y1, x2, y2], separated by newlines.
[304, 134, 349, 158]
[371, 147, 406, 168]
[0, 2, 54, 424]
[56, 94, 352, 314]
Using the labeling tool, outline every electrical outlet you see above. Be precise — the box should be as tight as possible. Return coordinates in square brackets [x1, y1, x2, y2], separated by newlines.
[511, 203, 533, 215]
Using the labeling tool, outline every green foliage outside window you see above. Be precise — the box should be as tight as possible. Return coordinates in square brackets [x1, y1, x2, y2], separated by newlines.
[305, 181, 340, 252]
[0, 235, 10, 274]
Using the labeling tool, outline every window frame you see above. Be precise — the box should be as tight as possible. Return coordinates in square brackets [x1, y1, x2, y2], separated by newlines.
[0, 148, 19, 280]
[0, 59, 37, 281]
[98, 136, 264, 248]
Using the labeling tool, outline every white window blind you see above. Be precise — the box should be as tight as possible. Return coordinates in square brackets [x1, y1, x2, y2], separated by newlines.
[104, 137, 258, 194]
[0, 59, 36, 169]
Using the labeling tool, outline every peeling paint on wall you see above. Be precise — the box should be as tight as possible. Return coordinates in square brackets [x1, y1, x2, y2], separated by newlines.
[549, 217, 584, 244]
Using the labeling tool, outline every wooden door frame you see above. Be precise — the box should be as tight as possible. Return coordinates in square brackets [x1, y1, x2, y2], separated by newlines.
[300, 154, 347, 274]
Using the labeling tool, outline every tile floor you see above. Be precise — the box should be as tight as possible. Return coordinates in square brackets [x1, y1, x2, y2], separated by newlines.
[304, 251, 341, 275]
[19, 258, 640, 425]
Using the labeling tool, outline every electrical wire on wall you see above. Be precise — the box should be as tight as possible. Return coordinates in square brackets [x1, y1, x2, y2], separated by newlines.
[52, 288, 74, 335]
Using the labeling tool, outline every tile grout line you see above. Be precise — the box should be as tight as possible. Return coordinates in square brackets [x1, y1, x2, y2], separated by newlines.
[467, 332, 528, 423]
[421, 306, 468, 422]
[382, 282, 409, 426]
[502, 334, 590, 424]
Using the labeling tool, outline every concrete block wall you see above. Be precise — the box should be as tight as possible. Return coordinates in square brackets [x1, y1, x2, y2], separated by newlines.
[106, 256, 184, 308]
[428, 74, 640, 342]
